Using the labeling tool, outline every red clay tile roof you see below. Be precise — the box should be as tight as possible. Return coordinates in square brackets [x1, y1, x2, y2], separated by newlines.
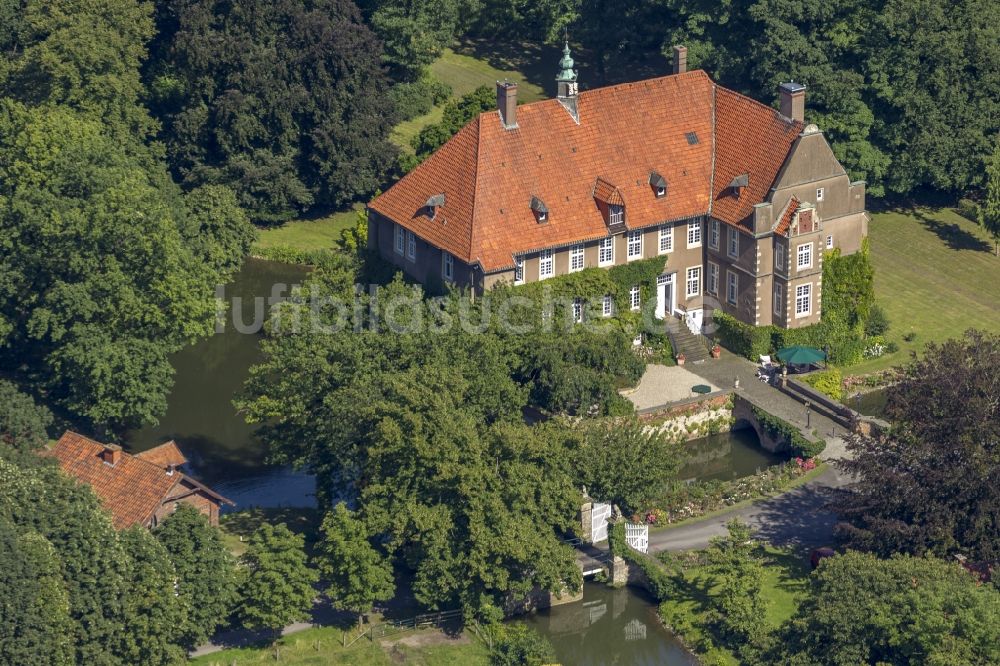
[43, 432, 229, 529]
[135, 441, 188, 469]
[370, 70, 802, 272]
[775, 196, 800, 236]
[592, 177, 625, 206]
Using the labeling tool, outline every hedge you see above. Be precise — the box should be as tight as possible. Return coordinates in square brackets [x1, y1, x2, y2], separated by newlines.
[608, 522, 675, 600]
[750, 405, 826, 458]
[802, 368, 843, 401]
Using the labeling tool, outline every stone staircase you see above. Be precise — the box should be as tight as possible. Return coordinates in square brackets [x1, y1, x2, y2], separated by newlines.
[665, 317, 711, 363]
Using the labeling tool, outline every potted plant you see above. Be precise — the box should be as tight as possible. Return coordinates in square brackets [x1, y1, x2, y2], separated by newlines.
[710, 344, 722, 359]
[676, 352, 686, 366]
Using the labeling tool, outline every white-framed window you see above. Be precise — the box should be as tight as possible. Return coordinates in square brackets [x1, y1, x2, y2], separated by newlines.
[797, 242, 812, 269]
[775, 243, 786, 272]
[394, 224, 405, 255]
[707, 262, 719, 295]
[609, 204, 624, 225]
[727, 227, 739, 258]
[406, 230, 416, 261]
[687, 219, 702, 248]
[442, 251, 453, 281]
[629, 285, 641, 311]
[598, 237, 614, 266]
[795, 283, 812, 317]
[538, 249, 554, 279]
[826, 234, 833, 249]
[686, 266, 701, 298]
[569, 243, 585, 272]
[816, 187, 825, 202]
[602, 294, 614, 317]
[659, 225, 673, 254]
[572, 298, 583, 323]
[514, 257, 524, 285]
[627, 230, 643, 260]
[726, 271, 738, 305]
[709, 219, 719, 250]
[773, 283, 783, 316]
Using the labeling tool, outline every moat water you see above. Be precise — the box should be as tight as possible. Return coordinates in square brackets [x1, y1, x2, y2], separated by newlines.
[522, 582, 699, 665]
[124, 258, 315, 509]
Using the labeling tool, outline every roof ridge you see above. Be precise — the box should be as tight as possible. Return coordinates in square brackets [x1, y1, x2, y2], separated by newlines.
[716, 85, 802, 132]
[468, 114, 483, 266]
[708, 83, 718, 217]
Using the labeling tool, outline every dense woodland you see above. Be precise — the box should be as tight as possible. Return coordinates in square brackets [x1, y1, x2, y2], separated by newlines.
[0, 0, 998, 664]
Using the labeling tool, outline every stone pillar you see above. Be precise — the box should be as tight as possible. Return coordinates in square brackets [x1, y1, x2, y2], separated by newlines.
[611, 556, 629, 587]
[579, 500, 593, 543]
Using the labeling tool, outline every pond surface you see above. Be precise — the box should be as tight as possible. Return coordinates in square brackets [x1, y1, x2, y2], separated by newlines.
[848, 388, 889, 419]
[522, 582, 698, 665]
[125, 258, 315, 509]
[679, 427, 785, 483]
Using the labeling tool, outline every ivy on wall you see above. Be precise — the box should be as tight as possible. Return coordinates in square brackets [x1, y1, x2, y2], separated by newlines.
[513, 256, 668, 333]
[750, 405, 826, 458]
[713, 243, 875, 365]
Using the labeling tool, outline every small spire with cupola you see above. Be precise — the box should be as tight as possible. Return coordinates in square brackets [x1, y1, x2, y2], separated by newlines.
[555, 36, 580, 123]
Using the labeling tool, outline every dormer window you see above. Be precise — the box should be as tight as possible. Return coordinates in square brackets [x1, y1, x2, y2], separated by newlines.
[649, 172, 667, 198]
[530, 195, 549, 223]
[425, 193, 446, 219]
[609, 205, 624, 225]
[728, 174, 749, 196]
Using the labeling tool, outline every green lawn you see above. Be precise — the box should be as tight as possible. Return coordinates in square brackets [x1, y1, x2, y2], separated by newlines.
[847, 206, 1000, 374]
[189, 626, 488, 665]
[391, 47, 546, 153]
[659, 546, 811, 664]
[252, 208, 359, 254]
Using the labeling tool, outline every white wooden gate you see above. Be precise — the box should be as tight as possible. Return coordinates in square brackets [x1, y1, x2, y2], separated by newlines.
[591, 502, 612, 543]
[625, 522, 649, 553]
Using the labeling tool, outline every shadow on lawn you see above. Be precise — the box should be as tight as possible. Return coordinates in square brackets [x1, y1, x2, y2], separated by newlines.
[911, 209, 992, 253]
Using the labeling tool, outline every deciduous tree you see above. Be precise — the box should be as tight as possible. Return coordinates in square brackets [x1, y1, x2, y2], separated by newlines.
[315, 503, 395, 626]
[762, 552, 1000, 665]
[0, 381, 53, 450]
[0, 519, 74, 666]
[119, 526, 188, 666]
[148, 0, 397, 223]
[980, 140, 1000, 256]
[238, 523, 318, 632]
[705, 519, 767, 644]
[836, 330, 1000, 561]
[577, 418, 684, 515]
[154, 505, 239, 647]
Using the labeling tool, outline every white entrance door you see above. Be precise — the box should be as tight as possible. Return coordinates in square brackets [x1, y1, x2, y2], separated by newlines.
[655, 274, 674, 320]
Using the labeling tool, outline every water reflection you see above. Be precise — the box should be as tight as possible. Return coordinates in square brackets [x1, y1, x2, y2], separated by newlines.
[125, 258, 315, 509]
[523, 582, 697, 665]
[679, 428, 785, 483]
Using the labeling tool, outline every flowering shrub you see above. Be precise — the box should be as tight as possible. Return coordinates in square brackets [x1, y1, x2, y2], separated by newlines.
[655, 460, 819, 524]
[794, 456, 818, 472]
[863, 335, 887, 359]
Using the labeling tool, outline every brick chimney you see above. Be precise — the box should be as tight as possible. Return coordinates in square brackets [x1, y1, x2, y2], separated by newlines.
[780, 82, 806, 123]
[101, 444, 123, 466]
[496, 80, 518, 129]
[673, 45, 688, 75]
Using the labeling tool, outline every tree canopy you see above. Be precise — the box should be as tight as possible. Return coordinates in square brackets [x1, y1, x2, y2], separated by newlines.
[147, 0, 398, 224]
[239, 523, 318, 631]
[0, 451, 194, 665]
[763, 552, 1000, 665]
[154, 505, 239, 648]
[836, 330, 1000, 561]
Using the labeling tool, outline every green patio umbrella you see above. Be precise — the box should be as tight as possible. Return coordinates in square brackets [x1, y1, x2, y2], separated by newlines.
[776, 345, 826, 365]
